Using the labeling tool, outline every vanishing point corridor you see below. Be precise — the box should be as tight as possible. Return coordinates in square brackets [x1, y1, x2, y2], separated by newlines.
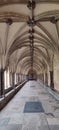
[0, 0, 59, 129]
[0, 81, 59, 130]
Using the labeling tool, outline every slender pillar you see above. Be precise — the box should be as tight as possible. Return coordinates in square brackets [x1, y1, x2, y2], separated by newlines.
[56, 20, 59, 38]
[45, 72, 48, 85]
[42, 73, 44, 83]
[16, 73, 19, 84]
[19, 74, 20, 82]
[12, 72, 15, 87]
[21, 74, 22, 82]
[18, 73, 20, 83]
[0, 68, 5, 97]
[20, 74, 22, 82]
[44, 72, 45, 84]
[51, 19, 59, 45]
[14, 73, 16, 86]
[10, 72, 12, 87]
[50, 71, 54, 89]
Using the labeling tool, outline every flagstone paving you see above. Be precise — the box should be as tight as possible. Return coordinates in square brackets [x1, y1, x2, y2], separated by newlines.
[0, 80, 59, 130]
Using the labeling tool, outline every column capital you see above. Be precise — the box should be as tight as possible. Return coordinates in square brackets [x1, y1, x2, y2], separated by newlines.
[50, 16, 58, 24]
[6, 18, 13, 25]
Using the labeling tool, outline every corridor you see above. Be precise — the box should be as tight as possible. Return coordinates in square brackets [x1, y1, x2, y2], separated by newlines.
[0, 81, 59, 130]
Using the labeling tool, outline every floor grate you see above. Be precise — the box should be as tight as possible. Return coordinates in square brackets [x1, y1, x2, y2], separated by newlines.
[24, 102, 44, 113]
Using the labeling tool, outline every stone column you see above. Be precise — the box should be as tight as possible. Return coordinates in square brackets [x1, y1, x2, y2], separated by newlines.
[16, 73, 19, 84]
[21, 74, 22, 82]
[19, 74, 21, 82]
[9, 72, 12, 87]
[18, 73, 20, 83]
[20, 74, 21, 82]
[50, 71, 54, 89]
[43, 73, 44, 83]
[51, 19, 59, 47]
[0, 68, 5, 97]
[45, 72, 48, 85]
[44, 72, 45, 84]
[56, 20, 59, 38]
[12, 72, 15, 87]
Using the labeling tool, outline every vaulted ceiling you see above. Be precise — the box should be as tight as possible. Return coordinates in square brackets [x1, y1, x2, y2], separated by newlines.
[0, 0, 59, 75]
[0, 0, 59, 5]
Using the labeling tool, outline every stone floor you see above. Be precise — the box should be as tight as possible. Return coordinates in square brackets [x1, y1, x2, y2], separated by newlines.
[0, 80, 59, 130]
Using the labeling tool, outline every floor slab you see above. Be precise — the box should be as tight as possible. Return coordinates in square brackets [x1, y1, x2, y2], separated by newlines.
[24, 102, 44, 113]
[0, 80, 59, 130]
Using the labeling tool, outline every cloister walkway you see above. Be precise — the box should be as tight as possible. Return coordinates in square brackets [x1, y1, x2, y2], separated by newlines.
[0, 81, 59, 130]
